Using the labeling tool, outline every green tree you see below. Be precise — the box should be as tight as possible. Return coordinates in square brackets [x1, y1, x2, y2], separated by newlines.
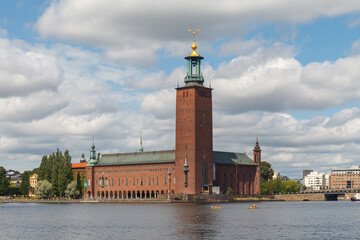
[0, 166, 9, 195]
[76, 173, 82, 198]
[226, 186, 234, 201]
[37, 149, 74, 197]
[272, 178, 284, 194]
[38, 155, 48, 181]
[8, 184, 21, 196]
[65, 181, 80, 199]
[34, 180, 52, 199]
[20, 171, 32, 196]
[261, 161, 274, 181]
[261, 178, 270, 194]
[58, 150, 72, 197]
[51, 152, 59, 196]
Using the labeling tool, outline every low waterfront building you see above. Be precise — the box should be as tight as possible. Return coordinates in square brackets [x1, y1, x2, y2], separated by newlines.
[304, 171, 325, 190]
[29, 173, 38, 197]
[330, 166, 360, 189]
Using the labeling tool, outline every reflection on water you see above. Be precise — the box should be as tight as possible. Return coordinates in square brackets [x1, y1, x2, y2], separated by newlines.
[0, 201, 360, 239]
[174, 204, 217, 239]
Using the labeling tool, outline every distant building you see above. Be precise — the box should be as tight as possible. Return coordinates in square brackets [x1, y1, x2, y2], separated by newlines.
[304, 171, 325, 190]
[330, 166, 360, 189]
[324, 174, 330, 189]
[273, 172, 279, 180]
[6, 170, 22, 187]
[303, 170, 313, 179]
[29, 173, 38, 197]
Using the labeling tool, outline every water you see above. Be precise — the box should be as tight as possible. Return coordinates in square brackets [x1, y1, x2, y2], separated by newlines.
[0, 201, 359, 239]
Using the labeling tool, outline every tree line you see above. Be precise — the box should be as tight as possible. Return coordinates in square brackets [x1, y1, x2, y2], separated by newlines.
[0, 149, 82, 198]
[261, 161, 305, 194]
[37, 149, 73, 197]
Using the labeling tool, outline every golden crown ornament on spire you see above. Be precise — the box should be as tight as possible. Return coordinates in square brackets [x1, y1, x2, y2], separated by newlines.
[188, 29, 200, 56]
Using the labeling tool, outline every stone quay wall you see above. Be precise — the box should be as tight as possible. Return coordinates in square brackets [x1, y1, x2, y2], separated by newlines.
[171, 194, 229, 203]
[274, 193, 325, 201]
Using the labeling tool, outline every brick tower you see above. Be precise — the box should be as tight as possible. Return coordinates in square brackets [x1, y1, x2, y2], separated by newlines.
[253, 138, 262, 194]
[175, 31, 213, 194]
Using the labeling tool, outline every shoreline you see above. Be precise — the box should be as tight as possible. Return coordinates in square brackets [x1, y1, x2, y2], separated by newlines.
[2, 198, 284, 204]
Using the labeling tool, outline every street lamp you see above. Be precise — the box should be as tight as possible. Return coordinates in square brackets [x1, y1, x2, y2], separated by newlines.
[167, 167, 172, 200]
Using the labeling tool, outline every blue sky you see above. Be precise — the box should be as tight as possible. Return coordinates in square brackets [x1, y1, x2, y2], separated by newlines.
[1, 0, 360, 179]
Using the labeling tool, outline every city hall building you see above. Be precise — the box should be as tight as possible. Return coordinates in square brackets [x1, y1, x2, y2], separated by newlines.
[82, 37, 262, 200]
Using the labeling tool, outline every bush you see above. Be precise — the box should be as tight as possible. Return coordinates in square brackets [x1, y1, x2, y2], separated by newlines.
[34, 180, 52, 199]
[226, 186, 234, 201]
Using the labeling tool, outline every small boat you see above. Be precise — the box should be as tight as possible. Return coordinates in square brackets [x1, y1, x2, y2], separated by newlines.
[351, 193, 360, 201]
[211, 206, 224, 209]
[247, 204, 258, 209]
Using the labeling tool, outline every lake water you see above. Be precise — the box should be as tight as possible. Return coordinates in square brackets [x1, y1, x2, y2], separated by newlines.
[0, 201, 359, 239]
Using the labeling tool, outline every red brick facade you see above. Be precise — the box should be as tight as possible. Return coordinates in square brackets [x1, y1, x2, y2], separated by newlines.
[175, 85, 213, 194]
[86, 162, 175, 199]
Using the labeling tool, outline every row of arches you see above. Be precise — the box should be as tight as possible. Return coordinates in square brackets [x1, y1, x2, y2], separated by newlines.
[87, 190, 175, 200]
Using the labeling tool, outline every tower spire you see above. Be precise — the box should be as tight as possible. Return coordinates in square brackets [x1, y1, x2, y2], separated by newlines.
[88, 134, 98, 166]
[139, 132, 144, 152]
[184, 29, 204, 85]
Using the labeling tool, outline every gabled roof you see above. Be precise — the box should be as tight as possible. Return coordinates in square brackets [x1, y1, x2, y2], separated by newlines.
[96, 150, 175, 166]
[213, 151, 255, 165]
[93, 150, 256, 167]
[72, 162, 88, 169]
[30, 173, 38, 178]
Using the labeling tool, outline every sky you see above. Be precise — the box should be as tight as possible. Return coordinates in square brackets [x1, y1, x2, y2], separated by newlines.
[1, 0, 360, 179]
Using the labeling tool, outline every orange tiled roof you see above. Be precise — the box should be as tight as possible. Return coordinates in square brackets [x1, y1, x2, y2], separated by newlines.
[72, 162, 87, 169]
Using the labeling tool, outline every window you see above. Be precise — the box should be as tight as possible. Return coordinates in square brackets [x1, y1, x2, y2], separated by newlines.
[149, 176, 151, 186]
[141, 177, 143, 186]
[133, 177, 135, 186]
[118, 177, 120, 187]
[126, 177, 128, 186]
[165, 176, 167, 186]
[156, 176, 159, 186]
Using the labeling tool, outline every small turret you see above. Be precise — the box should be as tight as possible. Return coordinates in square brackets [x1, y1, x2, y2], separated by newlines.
[80, 153, 86, 163]
[88, 138, 98, 166]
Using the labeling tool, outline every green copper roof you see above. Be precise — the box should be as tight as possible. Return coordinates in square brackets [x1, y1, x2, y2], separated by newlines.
[94, 150, 255, 166]
[213, 151, 255, 165]
[96, 150, 175, 166]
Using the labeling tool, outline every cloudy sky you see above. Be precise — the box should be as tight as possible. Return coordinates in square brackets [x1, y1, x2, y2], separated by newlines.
[1, 0, 360, 178]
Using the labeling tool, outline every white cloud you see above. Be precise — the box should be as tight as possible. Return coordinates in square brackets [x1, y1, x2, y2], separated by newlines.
[209, 44, 360, 113]
[0, 38, 61, 97]
[34, 0, 360, 66]
[219, 38, 265, 57]
[140, 89, 175, 119]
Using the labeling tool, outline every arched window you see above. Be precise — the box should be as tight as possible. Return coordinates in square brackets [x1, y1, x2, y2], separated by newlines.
[164, 176, 167, 186]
